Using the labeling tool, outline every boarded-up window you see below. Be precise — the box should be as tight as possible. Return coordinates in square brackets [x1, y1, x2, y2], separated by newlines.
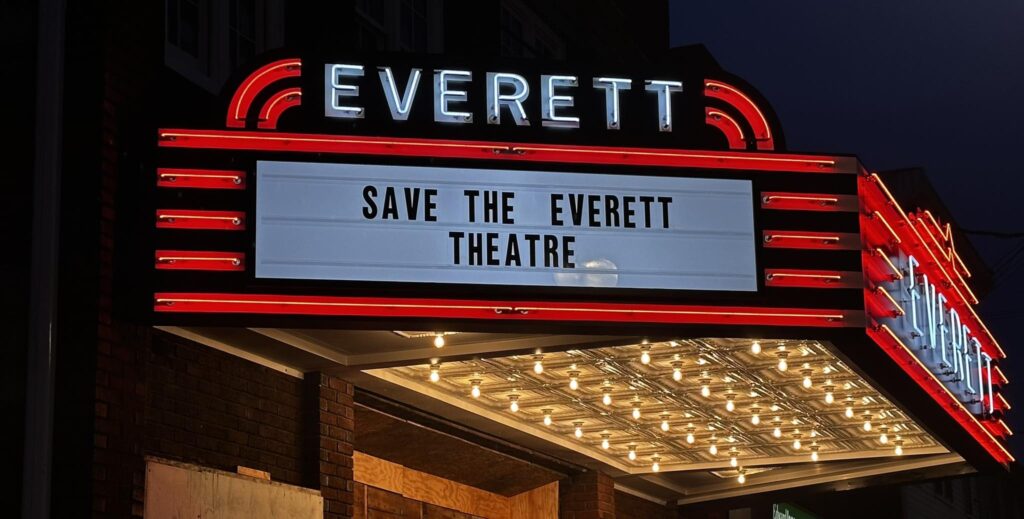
[144, 458, 322, 519]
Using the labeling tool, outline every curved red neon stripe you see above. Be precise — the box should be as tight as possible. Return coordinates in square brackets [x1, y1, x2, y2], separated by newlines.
[705, 80, 775, 150]
[704, 107, 745, 149]
[257, 88, 302, 130]
[226, 59, 301, 128]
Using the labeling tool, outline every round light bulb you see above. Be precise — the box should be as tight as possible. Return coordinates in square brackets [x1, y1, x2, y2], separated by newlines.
[434, 334, 445, 348]
[574, 424, 583, 438]
[773, 427, 782, 438]
[602, 393, 612, 406]
[672, 367, 683, 382]
[569, 378, 579, 391]
[863, 420, 872, 432]
[471, 385, 481, 398]
[709, 444, 718, 456]
[628, 447, 637, 461]
[510, 400, 519, 412]
[880, 433, 889, 444]
[730, 456, 738, 467]
[651, 458, 661, 472]
[632, 406, 641, 420]
[661, 419, 670, 432]
[778, 358, 788, 372]
[845, 406, 854, 418]
[751, 341, 762, 354]
[543, 410, 552, 426]
[686, 432, 695, 444]
[737, 472, 746, 484]
[701, 385, 711, 398]
[533, 360, 544, 374]
[726, 399, 736, 412]
[895, 442, 904, 456]
[640, 350, 651, 365]
[793, 439, 802, 450]
[825, 392, 834, 404]
[601, 437, 610, 450]
[429, 364, 440, 383]
[811, 450, 819, 462]
[803, 376, 813, 389]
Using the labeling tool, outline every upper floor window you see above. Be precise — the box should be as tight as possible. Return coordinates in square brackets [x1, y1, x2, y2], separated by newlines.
[354, 0, 442, 53]
[165, 0, 285, 93]
[499, 0, 565, 60]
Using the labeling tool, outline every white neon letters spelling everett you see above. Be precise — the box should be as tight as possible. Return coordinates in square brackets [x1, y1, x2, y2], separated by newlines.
[323, 63, 683, 131]
[902, 253, 994, 415]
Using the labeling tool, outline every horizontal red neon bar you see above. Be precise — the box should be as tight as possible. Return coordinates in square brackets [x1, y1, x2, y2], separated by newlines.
[157, 168, 246, 189]
[155, 250, 245, 271]
[764, 269, 862, 289]
[153, 292, 863, 328]
[157, 129, 858, 174]
[156, 210, 246, 230]
[762, 231, 860, 250]
[760, 192, 858, 212]
[868, 324, 1014, 465]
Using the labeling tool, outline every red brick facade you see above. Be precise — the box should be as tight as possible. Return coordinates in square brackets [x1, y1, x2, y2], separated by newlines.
[306, 372, 356, 519]
[559, 471, 617, 519]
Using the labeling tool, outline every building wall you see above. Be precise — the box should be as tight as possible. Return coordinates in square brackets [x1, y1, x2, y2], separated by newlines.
[144, 331, 307, 486]
[614, 491, 674, 519]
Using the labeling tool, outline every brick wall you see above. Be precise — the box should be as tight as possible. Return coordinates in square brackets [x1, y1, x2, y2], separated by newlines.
[306, 372, 356, 519]
[614, 491, 675, 519]
[559, 471, 616, 519]
[145, 331, 307, 485]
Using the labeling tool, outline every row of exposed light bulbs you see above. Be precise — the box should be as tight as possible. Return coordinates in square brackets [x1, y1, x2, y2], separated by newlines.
[425, 340, 907, 482]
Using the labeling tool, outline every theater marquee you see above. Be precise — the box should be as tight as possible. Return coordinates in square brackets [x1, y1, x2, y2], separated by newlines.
[147, 53, 1011, 469]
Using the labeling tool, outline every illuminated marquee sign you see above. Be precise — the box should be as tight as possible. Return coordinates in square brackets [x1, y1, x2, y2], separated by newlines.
[860, 173, 1012, 463]
[255, 161, 757, 291]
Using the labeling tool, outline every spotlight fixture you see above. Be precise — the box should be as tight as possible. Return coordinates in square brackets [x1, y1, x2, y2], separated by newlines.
[651, 455, 661, 472]
[725, 390, 737, 412]
[810, 443, 820, 462]
[750, 406, 761, 425]
[469, 378, 482, 398]
[660, 413, 671, 432]
[776, 346, 789, 372]
[709, 436, 719, 456]
[568, 369, 580, 391]
[685, 425, 696, 444]
[824, 383, 835, 404]
[508, 393, 520, 413]
[801, 365, 813, 389]
[632, 399, 642, 420]
[862, 411, 873, 432]
[792, 431, 803, 450]
[640, 344, 652, 365]
[772, 416, 783, 438]
[879, 426, 889, 444]
[751, 340, 762, 355]
[844, 396, 855, 418]
[737, 468, 746, 484]
[671, 361, 683, 382]
[728, 447, 739, 467]
[894, 438, 904, 456]
[699, 372, 712, 398]
[627, 444, 637, 461]
[433, 333, 446, 348]
[429, 363, 441, 383]
[533, 355, 544, 374]
[542, 408, 553, 426]
[601, 384, 613, 406]
[601, 432, 611, 450]
[573, 422, 584, 438]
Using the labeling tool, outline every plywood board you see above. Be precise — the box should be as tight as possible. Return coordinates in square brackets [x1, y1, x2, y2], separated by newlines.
[510, 482, 558, 519]
[144, 458, 322, 519]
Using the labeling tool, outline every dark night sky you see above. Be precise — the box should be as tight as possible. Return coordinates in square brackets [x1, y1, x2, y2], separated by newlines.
[669, 1, 1024, 454]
